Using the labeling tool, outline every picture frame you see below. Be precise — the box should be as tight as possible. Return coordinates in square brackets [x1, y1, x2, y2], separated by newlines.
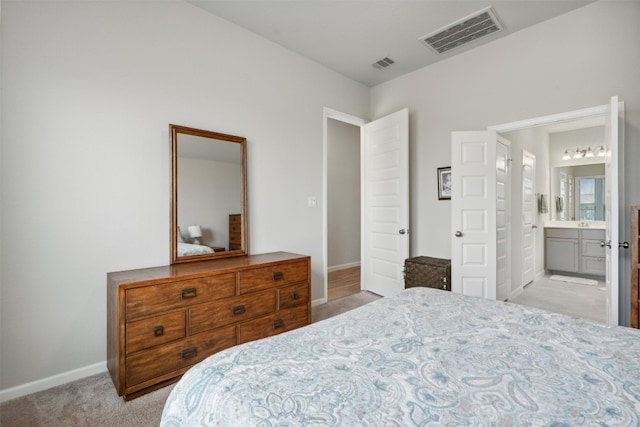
[437, 167, 452, 200]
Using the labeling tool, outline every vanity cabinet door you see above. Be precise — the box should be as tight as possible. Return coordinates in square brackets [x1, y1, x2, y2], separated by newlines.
[546, 237, 579, 273]
[581, 230, 606, 276]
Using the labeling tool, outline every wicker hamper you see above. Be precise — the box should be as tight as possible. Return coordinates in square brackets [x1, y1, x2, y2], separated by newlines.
[404, 256, 451, 291]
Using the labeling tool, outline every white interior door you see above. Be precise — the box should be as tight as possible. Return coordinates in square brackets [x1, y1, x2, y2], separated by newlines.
[522, 150, 536, 286]
[496, 137, 511, 301]
[451, 131, 499, 299]
[362, 109, 409, 297]
[604, 96, 620, 325]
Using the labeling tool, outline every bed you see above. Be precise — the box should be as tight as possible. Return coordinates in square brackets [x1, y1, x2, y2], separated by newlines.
[176, 227, 215, 256]
[177, 242, 215, 257]
[160, 287, 640, 426]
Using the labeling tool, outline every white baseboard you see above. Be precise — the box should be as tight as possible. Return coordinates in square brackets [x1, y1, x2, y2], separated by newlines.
[509, 286, 524, 300]
[312, 297, 327, 307]
[327, 261, 360, 273]
[0, 361, 107, 403]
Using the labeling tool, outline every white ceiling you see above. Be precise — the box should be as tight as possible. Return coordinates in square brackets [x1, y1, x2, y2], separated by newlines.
[187, 0, 596, 87]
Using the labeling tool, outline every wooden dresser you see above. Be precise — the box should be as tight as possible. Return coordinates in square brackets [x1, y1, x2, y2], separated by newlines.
[229, 214, 241, 250]
[107, 252, 310, 400]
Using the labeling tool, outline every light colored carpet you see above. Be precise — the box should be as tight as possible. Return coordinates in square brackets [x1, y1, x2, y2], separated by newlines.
[0, 371, 173, 426]
[0, 292, 380, 426]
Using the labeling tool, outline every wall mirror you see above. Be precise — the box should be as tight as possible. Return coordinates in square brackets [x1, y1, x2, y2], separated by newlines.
[550, 163, 605, 221]
[548, 123, 606, 222]
[170, 124, 247, 264]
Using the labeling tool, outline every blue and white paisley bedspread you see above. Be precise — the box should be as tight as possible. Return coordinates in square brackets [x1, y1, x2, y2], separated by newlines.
[177, 242, 214, 257]
[160, 288, 640, 426]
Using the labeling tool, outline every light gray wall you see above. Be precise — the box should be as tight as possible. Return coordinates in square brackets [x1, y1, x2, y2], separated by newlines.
[0, 0, 369, 394]
[327, 119, 361, 269]
[370, 0, 640, 326]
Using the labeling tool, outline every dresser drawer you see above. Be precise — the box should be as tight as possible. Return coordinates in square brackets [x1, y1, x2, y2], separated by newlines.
[239, 261, 308, 294]
[238, 305, 308, 344]
[126, 325, 236, 388]
[229, 233, 241, 245]
[190, 289, 276, 335]
[126, 311, 186, 354]
[126, 273, 236, 319]
[278, 283, 309, 310]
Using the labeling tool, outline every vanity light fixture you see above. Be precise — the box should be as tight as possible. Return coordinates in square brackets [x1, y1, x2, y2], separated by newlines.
[585, 147, 594, 158]
[573, 148, 583, 159]
[188, 225, 203, 245]
[561, 145, 606, 161]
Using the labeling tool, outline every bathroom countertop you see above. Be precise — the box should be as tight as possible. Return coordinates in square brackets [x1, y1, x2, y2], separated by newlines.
[544, 220, 606, 229]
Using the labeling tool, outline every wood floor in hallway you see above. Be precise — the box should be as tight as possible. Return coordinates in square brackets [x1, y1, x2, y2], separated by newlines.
[328, 266, 361, 301]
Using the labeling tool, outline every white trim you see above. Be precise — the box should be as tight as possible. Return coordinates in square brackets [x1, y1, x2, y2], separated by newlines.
[0, 362, 106, 403]
[312, 297, 327, 307]
[488, 105, 608, 133]
[488, 99, 623, 325]
[322, 108, 367, 304]
[327, 261, 361, 273]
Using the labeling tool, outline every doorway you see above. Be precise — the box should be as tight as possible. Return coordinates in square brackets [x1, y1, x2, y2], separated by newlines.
[326, 117, 362, 301]
[489, 97, 623, 325]
[322, 108, 410, 303]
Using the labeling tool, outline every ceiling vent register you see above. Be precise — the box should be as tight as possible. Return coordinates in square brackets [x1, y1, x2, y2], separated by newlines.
[372, 57, 395, 70]
[420, 6, 503, 54]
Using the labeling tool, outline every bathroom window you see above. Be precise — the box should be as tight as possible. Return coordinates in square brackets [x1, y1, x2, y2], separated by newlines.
[577, 176, 605, 221]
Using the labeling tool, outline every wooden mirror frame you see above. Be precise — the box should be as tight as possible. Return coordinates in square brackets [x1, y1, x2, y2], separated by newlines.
[170, 124, 247, 264]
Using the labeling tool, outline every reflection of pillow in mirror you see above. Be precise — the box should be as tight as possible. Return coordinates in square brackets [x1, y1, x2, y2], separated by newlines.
[177, 227, 184, 243]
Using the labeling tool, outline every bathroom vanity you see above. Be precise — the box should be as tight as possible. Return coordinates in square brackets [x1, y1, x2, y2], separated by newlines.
[545, 222, 606, 277]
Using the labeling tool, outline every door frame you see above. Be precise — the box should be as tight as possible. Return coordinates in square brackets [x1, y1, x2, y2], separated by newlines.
[321, 108, 367, 305]
[488, 100, 625, 325]
[521, 149, 536, 288]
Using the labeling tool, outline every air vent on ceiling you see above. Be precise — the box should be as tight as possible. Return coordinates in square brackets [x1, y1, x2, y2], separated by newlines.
[420, 6, 503, 54]
[372, 57, 395, 70]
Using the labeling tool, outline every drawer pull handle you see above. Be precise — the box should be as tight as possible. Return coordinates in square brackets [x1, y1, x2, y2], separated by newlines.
[232, 305, 246, 316]
[181, 347, 197, 360]
[291, 291, 299, 300]
[273, 319, 284, 329]
[181, 288, 197, 299]
[272, 272, 284, 281]
[153, 325, 164, 337]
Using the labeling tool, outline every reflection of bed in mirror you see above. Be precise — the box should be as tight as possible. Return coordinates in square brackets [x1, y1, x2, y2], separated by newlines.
[176, 227, 214, 256]
[177, 242, 214, 257]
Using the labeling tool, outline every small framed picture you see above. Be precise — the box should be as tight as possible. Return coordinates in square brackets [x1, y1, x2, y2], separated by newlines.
[437, 167, 451, 200]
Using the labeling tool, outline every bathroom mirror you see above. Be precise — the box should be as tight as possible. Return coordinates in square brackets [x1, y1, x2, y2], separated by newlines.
[550, 162, 605, 221]
[170, 124, 247, 264]
[548, 123, 606, 222]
